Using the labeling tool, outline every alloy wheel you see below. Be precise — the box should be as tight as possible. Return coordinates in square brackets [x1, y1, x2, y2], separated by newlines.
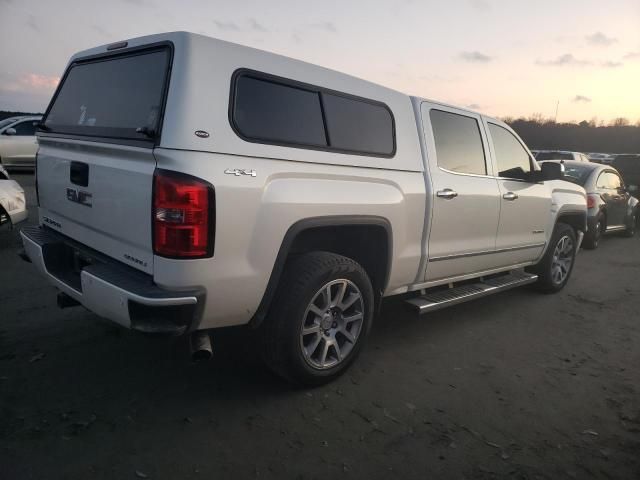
[551, 235, 574, 285]
[300, 279, 364, 370]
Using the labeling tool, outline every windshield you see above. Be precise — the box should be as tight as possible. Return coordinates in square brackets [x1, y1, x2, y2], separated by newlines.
[43, 47, 171, 141]
[536, 151, 574, 161]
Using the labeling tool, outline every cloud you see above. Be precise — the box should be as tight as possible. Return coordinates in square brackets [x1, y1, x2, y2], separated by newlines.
[572, 95, 591, 103]
[248, 18, 268, 32]
[292, 32, 303, 44]
[309, 21, 337, 32]
[623, 52, 640, 60]
[601, 60, 623, 68]
[468, 0, 491, 11]
[536, 53, 591, 66]
[459, 51, 492, 63]
[213, 20, 240, 31]
[585, 32, 617, 47]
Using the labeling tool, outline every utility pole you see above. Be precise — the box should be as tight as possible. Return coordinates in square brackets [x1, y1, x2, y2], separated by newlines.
[554, 100, 559, 123]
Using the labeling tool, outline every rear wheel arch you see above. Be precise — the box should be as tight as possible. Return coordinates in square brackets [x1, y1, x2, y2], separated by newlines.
[250, 216, 392, 328]
[555, 211, 587, 236]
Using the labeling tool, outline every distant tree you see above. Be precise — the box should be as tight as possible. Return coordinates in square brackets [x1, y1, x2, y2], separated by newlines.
[579, 120, 589, 127]
[611, 117, 630, 127]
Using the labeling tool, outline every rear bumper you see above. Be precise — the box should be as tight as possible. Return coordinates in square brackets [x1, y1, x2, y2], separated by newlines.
[20, 225, 203, 335]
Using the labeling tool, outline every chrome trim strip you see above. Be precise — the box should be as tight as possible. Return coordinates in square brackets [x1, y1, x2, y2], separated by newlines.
[429, 242, 546, 262]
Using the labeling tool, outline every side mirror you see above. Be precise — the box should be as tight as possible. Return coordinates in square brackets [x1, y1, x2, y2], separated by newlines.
[540, 162, 564, 181]
[4, 127, 16, 136]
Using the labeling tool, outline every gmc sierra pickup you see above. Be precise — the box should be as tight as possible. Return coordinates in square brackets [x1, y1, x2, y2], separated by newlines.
[21, 32, 587, 384]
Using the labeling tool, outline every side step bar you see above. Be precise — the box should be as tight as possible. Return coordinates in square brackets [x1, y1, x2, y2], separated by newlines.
[406, 271, 538, 314]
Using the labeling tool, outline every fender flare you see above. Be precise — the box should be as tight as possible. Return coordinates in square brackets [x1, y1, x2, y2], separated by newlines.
[249, 215, 393, 328]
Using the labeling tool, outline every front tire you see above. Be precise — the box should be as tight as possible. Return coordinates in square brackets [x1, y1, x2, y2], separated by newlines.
[529, 222, 577, 293]
[583, 213, 603, 249]
[623, 210, 637, 238]
[260, 252, 374, 386]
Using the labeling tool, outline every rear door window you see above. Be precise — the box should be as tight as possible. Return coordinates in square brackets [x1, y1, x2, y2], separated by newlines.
[43, 47, 171, 142]
[430, 109, 487, 175]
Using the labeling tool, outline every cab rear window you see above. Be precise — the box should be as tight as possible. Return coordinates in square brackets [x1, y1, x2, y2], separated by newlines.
[43, 46, 171, 142]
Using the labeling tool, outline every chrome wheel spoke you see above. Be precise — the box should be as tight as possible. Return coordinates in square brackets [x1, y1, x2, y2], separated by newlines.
[306, 334, 323, 357]
[302, 323, 321, 336]
[340, 328, 356, 344]
[320, 339, 330, 366]
[343, 312, 363, 325]
[340, 293, 359, 311]
[309, 304, 325, 318]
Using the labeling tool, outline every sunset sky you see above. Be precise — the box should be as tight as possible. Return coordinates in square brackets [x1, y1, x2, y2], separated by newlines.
[1, 0, 639, 123]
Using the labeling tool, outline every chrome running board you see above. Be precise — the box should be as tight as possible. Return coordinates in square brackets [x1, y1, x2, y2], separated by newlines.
[406, 271, 538, 314]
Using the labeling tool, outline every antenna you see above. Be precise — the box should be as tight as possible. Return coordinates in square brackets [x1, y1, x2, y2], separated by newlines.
[554, 100, 559, 123]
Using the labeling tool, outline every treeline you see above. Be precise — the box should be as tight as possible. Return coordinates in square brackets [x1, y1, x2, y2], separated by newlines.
[506, 116, 640, 154]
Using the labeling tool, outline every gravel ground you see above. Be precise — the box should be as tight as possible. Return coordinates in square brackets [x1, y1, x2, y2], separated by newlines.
[1, 173, 639, 479]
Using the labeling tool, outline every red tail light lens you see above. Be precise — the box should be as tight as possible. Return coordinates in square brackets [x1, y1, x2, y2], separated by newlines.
[153, 170, 214, 258]
[586, 195, 597, 209]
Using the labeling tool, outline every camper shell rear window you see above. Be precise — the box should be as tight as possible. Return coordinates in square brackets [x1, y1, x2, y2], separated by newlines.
[42, 44, 172, 144]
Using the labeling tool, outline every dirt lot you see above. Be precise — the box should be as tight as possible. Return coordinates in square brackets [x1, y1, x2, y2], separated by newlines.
[1, 173, 639, 480]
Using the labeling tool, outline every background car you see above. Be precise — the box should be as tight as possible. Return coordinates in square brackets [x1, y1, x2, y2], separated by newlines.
[0, 115, 42, 169]
[587, 152, 615, 164]
[612, 154, 640, 199]
[0, 169, 27, 230]
[541, 160, 638, 249]
[534, 150, 590, 162]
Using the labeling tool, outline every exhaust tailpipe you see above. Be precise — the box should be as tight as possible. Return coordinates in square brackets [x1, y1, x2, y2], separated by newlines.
[190, 331, 212, 362]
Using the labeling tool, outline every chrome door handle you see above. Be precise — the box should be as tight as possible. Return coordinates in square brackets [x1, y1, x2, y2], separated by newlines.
[503, 192, 518, 201]
[436, 189, 458, 199]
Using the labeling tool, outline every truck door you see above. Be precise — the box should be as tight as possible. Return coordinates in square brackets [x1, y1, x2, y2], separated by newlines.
[420, 103, 501, 282]
[485, 121, 550, 266]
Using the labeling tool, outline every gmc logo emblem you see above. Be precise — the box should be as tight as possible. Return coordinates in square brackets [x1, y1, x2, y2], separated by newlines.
[66, 188, 93, 208]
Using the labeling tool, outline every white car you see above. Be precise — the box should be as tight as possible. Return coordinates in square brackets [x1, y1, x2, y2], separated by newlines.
[21, 32, 587, 384]
[0, 164, 27, 229]
[534, 150, 591, 162]
[0, 115, 42, 169]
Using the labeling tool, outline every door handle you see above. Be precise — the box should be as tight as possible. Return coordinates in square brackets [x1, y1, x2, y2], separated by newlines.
[436, 189, 458, 199]
[503, 192, 518, 201]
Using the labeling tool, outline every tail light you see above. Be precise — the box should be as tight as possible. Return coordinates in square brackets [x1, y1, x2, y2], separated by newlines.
[586, 194, 597, 209]
[153, 170, 214, 258]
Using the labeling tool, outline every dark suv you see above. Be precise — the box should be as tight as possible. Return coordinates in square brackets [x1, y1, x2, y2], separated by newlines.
[612, 154, 640, 200]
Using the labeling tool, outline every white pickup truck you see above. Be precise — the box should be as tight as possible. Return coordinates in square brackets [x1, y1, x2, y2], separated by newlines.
[21, 32, 587, 384]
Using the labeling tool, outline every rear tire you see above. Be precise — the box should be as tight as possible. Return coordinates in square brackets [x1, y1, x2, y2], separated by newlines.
[260, 252, 374, 386]
[529, 222, 577, 293]
[582, 214, 604, 249]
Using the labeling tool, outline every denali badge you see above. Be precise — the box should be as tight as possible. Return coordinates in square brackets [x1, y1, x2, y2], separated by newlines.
[224, 168, 257, 177]
[66, 188, 93, 207]
[194, 130, 210, 138]
[42, 216, 62, 229]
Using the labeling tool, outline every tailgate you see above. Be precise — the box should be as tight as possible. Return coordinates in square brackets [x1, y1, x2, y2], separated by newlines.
[37, 140, 156, 274]
[36, 44, 172, 274]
